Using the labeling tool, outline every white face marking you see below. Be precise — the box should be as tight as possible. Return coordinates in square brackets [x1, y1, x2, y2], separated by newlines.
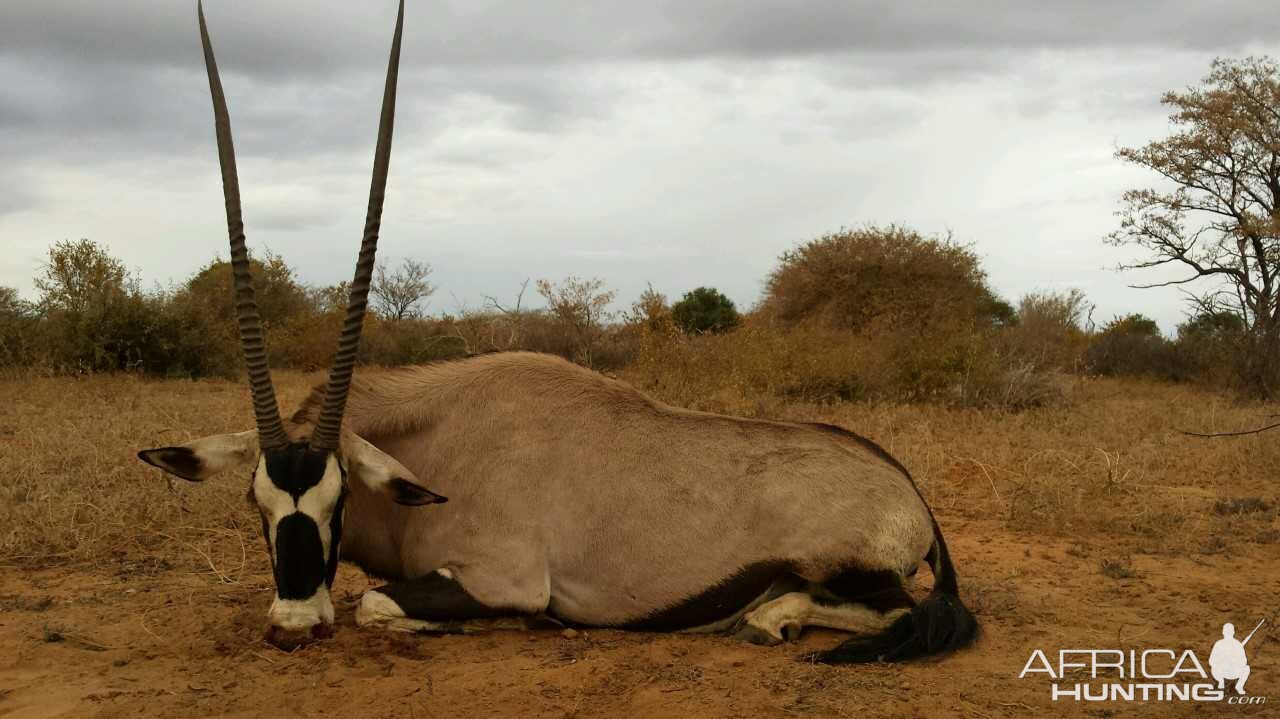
[252, 454, 346, 628]
[269, 589, 335, 631]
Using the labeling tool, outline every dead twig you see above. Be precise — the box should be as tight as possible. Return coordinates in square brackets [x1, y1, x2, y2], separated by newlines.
[1180, 421, 1280, 438]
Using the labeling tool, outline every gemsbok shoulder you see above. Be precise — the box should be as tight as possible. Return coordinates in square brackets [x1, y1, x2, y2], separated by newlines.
[138, 0, 978, 663]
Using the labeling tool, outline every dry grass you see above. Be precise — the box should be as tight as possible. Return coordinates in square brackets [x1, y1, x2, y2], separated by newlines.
[765, 376, 1280, 554]
[0, 370, 319, 575]
[1, 368, 1277, 574]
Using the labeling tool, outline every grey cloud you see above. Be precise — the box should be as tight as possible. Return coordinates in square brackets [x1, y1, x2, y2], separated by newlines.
[0, 170, 41, 218]
[4, 1, 1279, 79]
[3, 0, 1279, 331]
[6, 0, 1274, 173]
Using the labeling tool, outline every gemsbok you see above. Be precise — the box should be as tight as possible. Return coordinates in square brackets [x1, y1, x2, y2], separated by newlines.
[138, 0, 978, 662]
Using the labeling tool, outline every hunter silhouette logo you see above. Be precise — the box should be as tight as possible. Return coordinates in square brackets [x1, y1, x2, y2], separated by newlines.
[1020, 617, 1268, 704]
[1211, 620, 1264, 695]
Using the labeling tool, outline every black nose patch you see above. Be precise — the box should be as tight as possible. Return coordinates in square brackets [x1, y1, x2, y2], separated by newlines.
[274, 512, 326, 600]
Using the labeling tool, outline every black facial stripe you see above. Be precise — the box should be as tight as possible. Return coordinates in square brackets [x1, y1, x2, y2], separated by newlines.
[273, 512, 327, 600]
[325, 485, 347, 588]
[259, 512, 275, 574]
[264, 442, 331, 500]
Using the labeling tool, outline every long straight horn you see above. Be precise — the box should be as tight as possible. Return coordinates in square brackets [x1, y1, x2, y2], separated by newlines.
[309, 0, 405, 452]
[198, 1, 289, 450]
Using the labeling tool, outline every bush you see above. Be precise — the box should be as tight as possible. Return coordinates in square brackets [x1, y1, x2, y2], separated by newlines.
[33, 240, 161, 372]
[1001, 289, 1092, 371]
[535, 276, 617, 368]
[1172, 310, 1247, 387]
[659, 224, 1044, 410]
[671, 287, 740, 334]
[625, 312, 1057, 415]
[360, 316, 468, 366]
[1086, 314, 1182, 379]
[760, 225, 1009, 331]
[0, 287, 38, 369]
[146, 254, 313, 377]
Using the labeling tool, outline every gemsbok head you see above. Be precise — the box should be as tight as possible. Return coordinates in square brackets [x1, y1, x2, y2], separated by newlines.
[138, 0, 444, 648]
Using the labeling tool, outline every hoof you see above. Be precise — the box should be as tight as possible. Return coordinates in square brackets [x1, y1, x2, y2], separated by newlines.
[733, 624, 782, 646]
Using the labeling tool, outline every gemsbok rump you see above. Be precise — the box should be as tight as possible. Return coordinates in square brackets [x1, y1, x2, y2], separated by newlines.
[138, 0, 978, 663]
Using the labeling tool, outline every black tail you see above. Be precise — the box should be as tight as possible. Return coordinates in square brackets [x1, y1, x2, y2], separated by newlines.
[808, 521, 978, 663]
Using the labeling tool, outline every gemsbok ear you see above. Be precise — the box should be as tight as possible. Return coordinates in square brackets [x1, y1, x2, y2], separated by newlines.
[341, 432, 447, 507]
[137, 430, 260, 482]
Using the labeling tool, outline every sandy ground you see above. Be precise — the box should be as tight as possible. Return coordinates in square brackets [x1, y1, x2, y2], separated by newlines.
[2, 517, 1276, 718]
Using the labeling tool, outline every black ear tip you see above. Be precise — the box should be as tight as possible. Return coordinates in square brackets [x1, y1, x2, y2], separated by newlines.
[389, 478, 448, 507]
[137, 446, 203, 481]
[137, 448, 164, 467]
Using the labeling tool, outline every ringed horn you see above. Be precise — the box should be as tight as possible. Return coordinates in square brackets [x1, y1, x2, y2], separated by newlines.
[197, 0, 406, 451]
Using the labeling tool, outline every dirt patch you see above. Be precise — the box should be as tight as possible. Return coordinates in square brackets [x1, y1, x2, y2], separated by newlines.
[1, 521, 1276, 717]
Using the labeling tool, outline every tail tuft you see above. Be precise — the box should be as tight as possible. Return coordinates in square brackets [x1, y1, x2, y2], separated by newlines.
[805, 592, 977, 664]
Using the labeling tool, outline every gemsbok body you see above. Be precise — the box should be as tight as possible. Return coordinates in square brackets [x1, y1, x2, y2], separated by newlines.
[138, 0, 978, 663]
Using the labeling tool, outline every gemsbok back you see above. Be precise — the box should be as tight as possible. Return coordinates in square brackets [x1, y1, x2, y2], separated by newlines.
[138, 0, 978, 662]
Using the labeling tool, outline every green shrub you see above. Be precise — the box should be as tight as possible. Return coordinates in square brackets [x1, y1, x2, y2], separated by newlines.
[671, 287, 740, 334]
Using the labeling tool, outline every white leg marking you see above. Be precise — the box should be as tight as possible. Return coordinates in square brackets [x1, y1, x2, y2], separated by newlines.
[355, 589, 529, 634]
[356, 590, 451, 633]
[740, 592, 909, 643]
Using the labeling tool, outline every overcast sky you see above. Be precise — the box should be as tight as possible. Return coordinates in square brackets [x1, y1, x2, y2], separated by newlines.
[4, 1, 1280, 330]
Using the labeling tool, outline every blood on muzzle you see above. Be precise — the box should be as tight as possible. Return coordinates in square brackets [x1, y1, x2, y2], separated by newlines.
[265, 622, 333, 650]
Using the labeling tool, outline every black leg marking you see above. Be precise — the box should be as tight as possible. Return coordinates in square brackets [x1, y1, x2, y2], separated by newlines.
[622, 561, 797, 632]
[823, 569, 916, 613]
[376, 572, 510, 622]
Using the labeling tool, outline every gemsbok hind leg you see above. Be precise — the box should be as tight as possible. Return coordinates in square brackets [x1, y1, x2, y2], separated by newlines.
[356, 568, 536, 634]
[732, 592, 909, 646]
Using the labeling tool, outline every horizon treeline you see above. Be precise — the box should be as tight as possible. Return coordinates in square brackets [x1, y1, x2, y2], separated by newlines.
[0, 228, 1257, 409]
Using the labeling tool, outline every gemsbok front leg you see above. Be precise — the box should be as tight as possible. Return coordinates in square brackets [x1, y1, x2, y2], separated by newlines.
[356, 568, 545, 634]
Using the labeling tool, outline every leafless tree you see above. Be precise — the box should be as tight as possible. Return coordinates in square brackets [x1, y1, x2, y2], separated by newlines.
[1108, 57, 1280, 397]
[482, 279, 531, 350]
[536, 276, 616, 367]
[371, 258, 435, 320]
